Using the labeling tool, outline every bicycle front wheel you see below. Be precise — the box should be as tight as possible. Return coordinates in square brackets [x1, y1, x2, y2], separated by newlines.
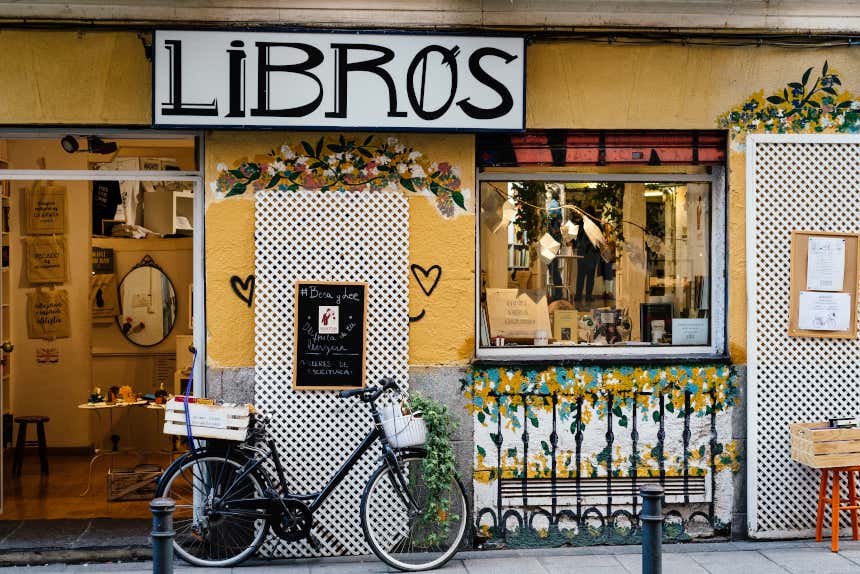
[156, 451, 269, 567]
[360, 452, 470, 572]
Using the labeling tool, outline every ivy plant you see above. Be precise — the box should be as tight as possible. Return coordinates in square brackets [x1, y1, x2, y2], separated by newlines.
[407, 393, 460, 548]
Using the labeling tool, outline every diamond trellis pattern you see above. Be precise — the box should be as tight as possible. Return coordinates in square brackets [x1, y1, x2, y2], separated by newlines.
[254, 189, 410, 557]
[750, 140, 860, 536]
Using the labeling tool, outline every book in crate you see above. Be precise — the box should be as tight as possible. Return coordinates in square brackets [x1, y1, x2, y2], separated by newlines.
[163, 397, 251, 442]
[790, 422, 860, 468]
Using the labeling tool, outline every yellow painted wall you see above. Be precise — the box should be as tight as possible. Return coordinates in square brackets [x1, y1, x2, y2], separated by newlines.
[204, 131, 476, 368]
[0, 30, 149, 125]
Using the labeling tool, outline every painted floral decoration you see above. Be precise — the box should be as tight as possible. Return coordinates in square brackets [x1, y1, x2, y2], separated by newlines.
[213, 135, 466, 217]
[718, 61, 860, 139]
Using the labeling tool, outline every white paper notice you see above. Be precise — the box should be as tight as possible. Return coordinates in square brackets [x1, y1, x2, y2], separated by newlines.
[798, 291, 852, 331]
[671, 318, 709, 345]
[807, 236, 846, 291]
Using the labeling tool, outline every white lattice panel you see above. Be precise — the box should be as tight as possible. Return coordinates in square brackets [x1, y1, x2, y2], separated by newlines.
[747, 136, 860, 537]
[255, 189, 410, 556]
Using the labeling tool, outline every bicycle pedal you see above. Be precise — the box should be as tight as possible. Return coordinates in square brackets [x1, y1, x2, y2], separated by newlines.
[306, 533, 320, 551]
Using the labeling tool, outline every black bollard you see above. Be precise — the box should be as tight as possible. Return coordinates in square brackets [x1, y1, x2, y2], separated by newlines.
[151, 497, 176, 574]
[640, 484, 664, 574]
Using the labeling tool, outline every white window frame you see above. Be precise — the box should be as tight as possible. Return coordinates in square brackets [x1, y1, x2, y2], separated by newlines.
[475, 169, 727, 361]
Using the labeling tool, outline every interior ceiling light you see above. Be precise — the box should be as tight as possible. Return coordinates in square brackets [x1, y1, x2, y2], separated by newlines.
[60, 135, 118, 155]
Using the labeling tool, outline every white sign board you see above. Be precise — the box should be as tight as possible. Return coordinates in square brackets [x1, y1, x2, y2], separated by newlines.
[153, 30, 525, 131]
[798, 290, 852, 331]
[807, 236, 846, 291]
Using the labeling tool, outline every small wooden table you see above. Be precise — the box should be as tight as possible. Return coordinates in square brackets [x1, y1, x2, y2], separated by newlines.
[791, 422, 860, 552]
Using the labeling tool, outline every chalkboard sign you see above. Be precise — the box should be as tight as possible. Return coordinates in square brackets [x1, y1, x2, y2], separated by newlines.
[293, 281, 368, 390]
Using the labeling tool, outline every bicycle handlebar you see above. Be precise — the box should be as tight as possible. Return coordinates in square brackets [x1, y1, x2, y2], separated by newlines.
[338, 378, 400, 402]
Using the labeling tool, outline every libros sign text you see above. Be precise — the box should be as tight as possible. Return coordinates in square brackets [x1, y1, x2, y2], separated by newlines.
[153, 30, 525, 131]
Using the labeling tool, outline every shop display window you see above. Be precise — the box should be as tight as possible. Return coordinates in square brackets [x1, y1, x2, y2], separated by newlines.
[477, 173, 724, 358]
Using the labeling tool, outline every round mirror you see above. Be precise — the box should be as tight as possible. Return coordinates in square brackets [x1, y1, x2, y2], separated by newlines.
[116, 255, 177, 347]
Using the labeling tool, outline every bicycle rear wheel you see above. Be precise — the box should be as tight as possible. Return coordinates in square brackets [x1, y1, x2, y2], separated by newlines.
[155, 451, 269, 567]
[360, 452, 470, 571]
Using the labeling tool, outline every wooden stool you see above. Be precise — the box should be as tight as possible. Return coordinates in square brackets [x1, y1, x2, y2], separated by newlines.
[12, 415, 49, 478]
[816, 466, 860, 552]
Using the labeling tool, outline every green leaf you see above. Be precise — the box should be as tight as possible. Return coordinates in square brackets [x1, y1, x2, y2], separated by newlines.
[451, 191, 466, 209]
[363, 135, 374, 146]
[476, 445, 486, 457]
[507, 447, 518, 458]
[301, 140, 315, 157]
[477, 412, 485, 424]
[357, 147, 373, 158]
[788, 82, 804, 90]
[266, 174, 282, 189]
[666, 401, 674, 413]
[784, 88, 789, 100]
[808, 100, 821, 108]
[832, 76, 842, 86]
[766, 96, 785, 105]
[339, 134, 346, 146]
[225, 181, 247, 197]
[652, 410, 661, 423]
[838, 101, 854, 109]
[489, 432, 500, 445]
[528, 412, 539, 427]
[802, 66, 813, 86]
[698, 445, 706, 456]
[618, 415, 628, 428]
[315, 137, 324, 157]
[327, 144, 344, 153]
[823, 87, 838, 96]
[228, 169, 245, 179]
[823, 60, 829, 75]
[612, 405, 623, 418]
[400, 177, 416, 192]
[287, 184, 299, 191]
[541, 440, 551, 455]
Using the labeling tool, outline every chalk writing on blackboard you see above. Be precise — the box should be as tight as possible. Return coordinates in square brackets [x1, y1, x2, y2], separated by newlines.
[293, 281, 367, 390]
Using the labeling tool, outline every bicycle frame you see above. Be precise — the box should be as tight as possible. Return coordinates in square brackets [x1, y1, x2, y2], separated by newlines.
[212, 401, 423, 517]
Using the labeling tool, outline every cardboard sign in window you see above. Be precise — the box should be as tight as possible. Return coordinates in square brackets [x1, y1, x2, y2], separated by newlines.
[25, 236, 68, 284]
[25, 185, 66, 235]
[27, 288, 71, 339]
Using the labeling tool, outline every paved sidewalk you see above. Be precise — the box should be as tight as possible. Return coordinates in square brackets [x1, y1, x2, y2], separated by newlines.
[9, 539, 860, 574]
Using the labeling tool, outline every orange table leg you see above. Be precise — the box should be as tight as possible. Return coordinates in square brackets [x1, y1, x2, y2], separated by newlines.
[833, 470, 841, 552]
[850, 471, 859, 541]
[818, 469, 829, 542]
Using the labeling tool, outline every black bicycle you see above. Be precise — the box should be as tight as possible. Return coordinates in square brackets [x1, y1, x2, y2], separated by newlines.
[154, 379, 470, 571]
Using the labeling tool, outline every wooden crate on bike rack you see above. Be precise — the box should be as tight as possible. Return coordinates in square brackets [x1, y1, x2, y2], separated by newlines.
[163, 399, 251, 442]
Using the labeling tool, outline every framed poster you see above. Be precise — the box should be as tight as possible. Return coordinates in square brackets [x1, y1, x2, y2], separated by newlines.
[789, 230, 860, 338]
[293, 281, 367, 390]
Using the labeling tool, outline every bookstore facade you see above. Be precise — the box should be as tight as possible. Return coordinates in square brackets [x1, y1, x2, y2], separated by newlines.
[1, 25, 860, 552]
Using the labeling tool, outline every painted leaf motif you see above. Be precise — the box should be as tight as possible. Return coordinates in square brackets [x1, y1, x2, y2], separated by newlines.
[301, 141, 315, 157]
[225, 182, 246, 197]
[476, 445, 486, 457]
[452, 191, 466, 209]
[652, 410, 661, 423]
[266, 174, 282, 189]
[766, 96, 785, 104]
[802, 66, 813, 86]
[541, 440, 551, 455]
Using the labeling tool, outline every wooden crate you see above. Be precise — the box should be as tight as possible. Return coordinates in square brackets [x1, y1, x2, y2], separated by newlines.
[163, 399, 250, 442]
[107, 464, 161, 501]
[790, 422, 860, 468]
